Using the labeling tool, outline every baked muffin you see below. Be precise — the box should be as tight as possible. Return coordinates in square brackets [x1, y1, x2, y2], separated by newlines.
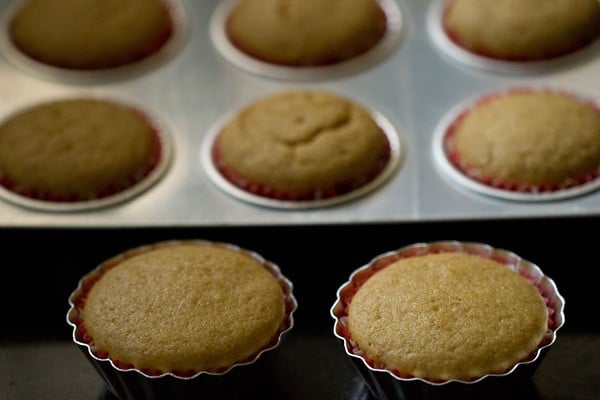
[224, 0, 387, 67]
[0, 98, 164, 204]
[210, 90, 392, 202]
[67, 240, 297, 399]
[444, 88, 600, 193]
[8, 0, 174, 70]
[331, 241, 564, 396]
[442, 0, 600, 61]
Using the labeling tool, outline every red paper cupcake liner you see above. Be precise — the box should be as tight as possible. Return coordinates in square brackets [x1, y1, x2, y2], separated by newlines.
[211, 139, 392, 202]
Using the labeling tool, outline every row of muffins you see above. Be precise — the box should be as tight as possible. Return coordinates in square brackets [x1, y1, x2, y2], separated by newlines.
[1, 85, 599, 210]
[0, 1, 600, 209]
[67, 238, 565, 399]
[4, 0, 600, 76]
[1, 0, 396, 81]
[1, 0, 600, 211]
[0, 90, 398, 211]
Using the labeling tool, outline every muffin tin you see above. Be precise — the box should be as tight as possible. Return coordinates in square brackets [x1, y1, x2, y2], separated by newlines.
[0, 0, 599, 228]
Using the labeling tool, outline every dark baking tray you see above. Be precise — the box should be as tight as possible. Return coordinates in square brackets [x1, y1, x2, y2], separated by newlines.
[1, 218, 599, 400]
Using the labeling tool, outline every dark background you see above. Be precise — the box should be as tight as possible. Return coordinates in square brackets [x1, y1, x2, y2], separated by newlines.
[1, 216, 599, 399]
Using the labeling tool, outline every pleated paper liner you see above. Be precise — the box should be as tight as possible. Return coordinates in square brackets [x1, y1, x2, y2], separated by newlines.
[201, 102, 403, 210]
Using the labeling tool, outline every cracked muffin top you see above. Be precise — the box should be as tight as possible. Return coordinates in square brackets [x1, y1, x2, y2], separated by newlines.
[211, 90, 391, 201]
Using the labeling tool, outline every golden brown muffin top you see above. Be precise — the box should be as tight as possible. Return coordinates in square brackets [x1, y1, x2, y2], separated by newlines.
[214, 90, 390, 199]
[451, 90, 600, 187]
[225, 0, 387, 66]
[348, 252, 548, 382]
[9, 0, 173, 69]
[83, 242, 286, 372]
[0, 98, 158, 201]
[443, 0, 600, 60]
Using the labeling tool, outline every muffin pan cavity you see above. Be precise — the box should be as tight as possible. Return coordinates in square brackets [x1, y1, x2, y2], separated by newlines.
[0, 0, 188, 84]
[210, 0, 404, 81]
[201, 96, 403, 210]
[432, 86, 600, 202]
[427, 0, 600, 74]
[0, 98, 174, 212]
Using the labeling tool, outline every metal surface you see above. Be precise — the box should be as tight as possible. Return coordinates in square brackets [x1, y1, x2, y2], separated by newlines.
[1, 0, 600, 228]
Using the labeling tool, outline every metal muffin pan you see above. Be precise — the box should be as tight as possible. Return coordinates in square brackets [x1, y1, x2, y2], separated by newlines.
[0, 0, 599, 228]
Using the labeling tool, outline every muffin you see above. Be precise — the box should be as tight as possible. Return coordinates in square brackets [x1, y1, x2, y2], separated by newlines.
[209, 90, 393, 203]
[0, 97, 166, 204]
[224, 0, 387, 67]
[331, 241, 565, 397]
[67, 239, 297, 399]
[443, 87, 600, 194]
[8, 0, 174, 70]
[442, 0, 600, 61]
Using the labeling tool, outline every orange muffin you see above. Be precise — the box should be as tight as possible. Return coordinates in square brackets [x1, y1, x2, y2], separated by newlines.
[8, 0, 174, 70]
[224, 0, 387, 67]
[442, 0, 600, 61]
[211, 90, 392, 201]
[0, 98, 163, 203]
[445, 88, 600, 192]
[67, 240, 297, 398]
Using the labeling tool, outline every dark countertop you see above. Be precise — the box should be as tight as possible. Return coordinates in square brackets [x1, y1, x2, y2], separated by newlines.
[1, 217, 599, 399]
